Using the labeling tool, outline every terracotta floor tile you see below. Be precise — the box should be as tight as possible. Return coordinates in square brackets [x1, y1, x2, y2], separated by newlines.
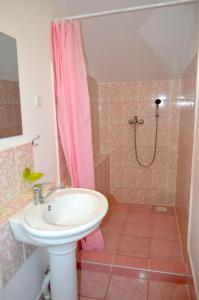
[101, 220, 125, 235]
[124, 222, 151, 238]
[151, 223, 179, 240]
[150, 258, 187, 274]
[150, 239, 183, 262]
[106, 211, 127, 222]
[128, 203, 152, 214]
[105, 275, 148, 300]
[113, 254, 149, 269]
[78, 270, 110, 299]
[148, 280, 189, 300]
[152, 215, 177, 227]
[103, 233, 122, 254]
[78, 250, 113, 265]
[109, 203, 129, 213]
[79, 297, 100, 300]
[149, 272, 187, 284]
[118, 236, 150, 258]
[127, 212, 152, 224]
[112, 266, 149, 280]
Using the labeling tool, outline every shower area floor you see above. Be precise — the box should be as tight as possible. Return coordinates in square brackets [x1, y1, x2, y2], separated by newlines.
[77, 202, 189, 299]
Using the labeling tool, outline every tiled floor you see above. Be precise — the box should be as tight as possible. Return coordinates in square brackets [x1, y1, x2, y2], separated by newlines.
[77, 202, 189, 299]
[41, 203, 190, 300]
[78, 271, 189, 300]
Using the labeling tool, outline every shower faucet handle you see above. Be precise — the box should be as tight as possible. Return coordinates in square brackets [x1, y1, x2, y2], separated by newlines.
[128, 116, 144, 125]
[137, 118, 144, 124]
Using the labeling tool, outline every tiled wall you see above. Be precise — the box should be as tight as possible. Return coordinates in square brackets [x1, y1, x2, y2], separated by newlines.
[88, 76, 100, 159]
[88, 76, 110, 198]
[175, 77, 196, 261]
[0, 80, 22, 138]
[175, 57, 197, 299]
[94, 154, 110, 200]
[0, 143, 36, 289]
[98, 80, 180, 205]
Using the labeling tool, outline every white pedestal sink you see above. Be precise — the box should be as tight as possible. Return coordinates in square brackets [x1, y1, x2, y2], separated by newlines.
[9, 188, 108, 300]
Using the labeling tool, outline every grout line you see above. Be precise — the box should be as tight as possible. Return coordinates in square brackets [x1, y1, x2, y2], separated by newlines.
[78, 259, 187, 276]
[103, 269, 112, 300]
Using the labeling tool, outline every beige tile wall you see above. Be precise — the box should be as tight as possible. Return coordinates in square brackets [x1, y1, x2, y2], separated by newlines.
[98, 80, 180, 205]
[0, 80, 22, 138]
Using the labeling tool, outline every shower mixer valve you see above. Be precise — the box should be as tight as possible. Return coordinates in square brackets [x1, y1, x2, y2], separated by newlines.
[128, 99, 161, 168]
[128, 115, 144, 125]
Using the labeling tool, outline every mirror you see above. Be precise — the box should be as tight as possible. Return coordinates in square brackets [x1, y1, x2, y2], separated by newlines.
[0, 32, 22, 138]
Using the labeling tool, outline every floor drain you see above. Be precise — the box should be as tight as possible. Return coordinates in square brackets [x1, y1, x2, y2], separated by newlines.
[156, 206, 168, 212]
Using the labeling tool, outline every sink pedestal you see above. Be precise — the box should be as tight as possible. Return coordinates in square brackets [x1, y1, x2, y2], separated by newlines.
[48, 242, 78, 300]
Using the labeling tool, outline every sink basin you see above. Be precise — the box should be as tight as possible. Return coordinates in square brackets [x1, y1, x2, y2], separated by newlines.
[10, 188, 108, 246]
[9, 188, 108, 300]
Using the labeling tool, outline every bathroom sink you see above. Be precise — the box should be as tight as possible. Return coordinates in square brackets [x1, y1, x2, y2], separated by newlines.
[9, 188, 108, 300]
[10, 188, 108, 246]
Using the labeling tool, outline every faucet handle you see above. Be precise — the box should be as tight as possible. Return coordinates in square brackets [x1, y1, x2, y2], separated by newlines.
[33, 184, 43, 205]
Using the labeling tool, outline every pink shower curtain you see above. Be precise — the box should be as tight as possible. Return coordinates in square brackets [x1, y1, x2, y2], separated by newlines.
[51, 21, 104, 251]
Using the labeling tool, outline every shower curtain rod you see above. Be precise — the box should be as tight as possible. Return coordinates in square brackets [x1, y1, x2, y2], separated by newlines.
[53, 0, 198, 22]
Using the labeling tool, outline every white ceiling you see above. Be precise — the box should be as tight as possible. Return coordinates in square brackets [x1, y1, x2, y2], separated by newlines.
[53, 0, 199, 82]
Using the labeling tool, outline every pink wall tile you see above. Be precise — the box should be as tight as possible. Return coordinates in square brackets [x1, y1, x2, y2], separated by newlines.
[0, 142, 36, 288]
[175, 61, 197, 264]
[0, 222, 24, 287]
[0, 148, 19, 207]
[98, 79, 180, 205]
[15, 143, 34, 192]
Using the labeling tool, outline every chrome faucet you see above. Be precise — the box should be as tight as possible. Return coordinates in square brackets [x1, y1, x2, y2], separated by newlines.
[33, 184, 65, 205]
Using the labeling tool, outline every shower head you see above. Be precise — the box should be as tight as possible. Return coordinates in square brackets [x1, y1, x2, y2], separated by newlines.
[155, 99, 161, 105]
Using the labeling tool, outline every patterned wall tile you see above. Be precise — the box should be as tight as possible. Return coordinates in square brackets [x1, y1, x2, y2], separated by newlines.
[98, 79, 180, 205]
[0, 222, 24, 287]
[15, 143, 34, 192]
[0, 142, 36, 289]
[0, 148, 19, 207]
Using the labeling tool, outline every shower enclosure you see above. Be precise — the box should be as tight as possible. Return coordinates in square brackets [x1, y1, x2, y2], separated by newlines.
[56, 0, 198, 298]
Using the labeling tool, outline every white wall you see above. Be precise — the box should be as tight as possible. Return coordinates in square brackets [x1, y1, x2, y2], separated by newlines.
[0, 1, 58, 298]
[0, 248, 49, 300]
[0, 0, 59, 182]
